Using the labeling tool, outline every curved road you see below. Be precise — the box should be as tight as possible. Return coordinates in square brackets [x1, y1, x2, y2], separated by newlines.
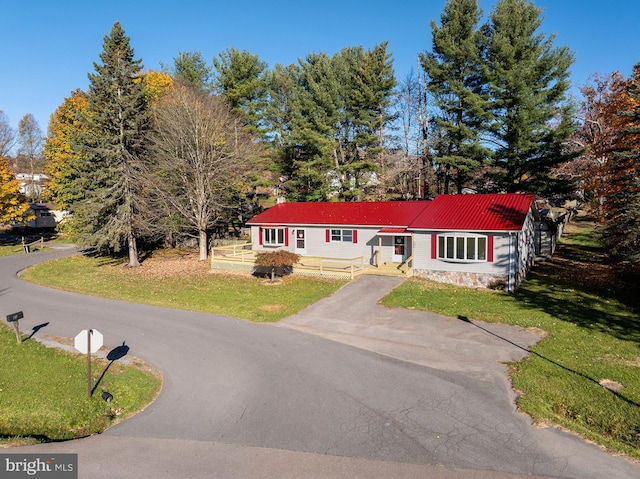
[2, 248, 638, 479]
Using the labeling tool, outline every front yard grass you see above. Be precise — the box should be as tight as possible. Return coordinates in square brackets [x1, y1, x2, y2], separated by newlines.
[20, 250, 347, 322]
[0, 325, 161, 446]
[381, 216, 640, 460]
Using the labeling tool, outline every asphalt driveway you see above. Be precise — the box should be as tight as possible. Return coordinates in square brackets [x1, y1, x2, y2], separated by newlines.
[3, 249, 639, 479]
[280, 275, 540, 380]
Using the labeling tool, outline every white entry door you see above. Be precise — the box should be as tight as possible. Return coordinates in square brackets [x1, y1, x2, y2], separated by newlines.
[294, 229, 306, 254]
[392, 236, 406, 263]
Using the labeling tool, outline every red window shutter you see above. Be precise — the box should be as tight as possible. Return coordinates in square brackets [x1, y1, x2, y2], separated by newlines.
[259, 228, 263, 245]
[488, 235, 494, 262]
[284, 228, 289, 246]
[431, 234, 437, 259]
[326, 229, 330, 242]
[353, 230, 358, 244]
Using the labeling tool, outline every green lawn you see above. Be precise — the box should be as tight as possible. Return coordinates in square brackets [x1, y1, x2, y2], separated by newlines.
[0, 325, 161, 445]
[382, 217, 640, 459]
[0, 234, 72, 256]
[0, 240, 46, 256]
[20, 253, 347, 322]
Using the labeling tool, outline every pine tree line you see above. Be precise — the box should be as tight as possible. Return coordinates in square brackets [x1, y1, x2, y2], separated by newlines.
[36, 1, 637, 269]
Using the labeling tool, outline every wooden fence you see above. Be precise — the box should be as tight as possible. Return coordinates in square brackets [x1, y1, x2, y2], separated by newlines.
[210, 243, 364, 279]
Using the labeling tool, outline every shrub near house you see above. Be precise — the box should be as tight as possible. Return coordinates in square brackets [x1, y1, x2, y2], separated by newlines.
[255, 250, 300, 282]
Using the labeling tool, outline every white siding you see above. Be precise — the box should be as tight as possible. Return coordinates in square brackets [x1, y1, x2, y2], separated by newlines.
[413, 232, 512, 276]
[252, 225, 387, 264]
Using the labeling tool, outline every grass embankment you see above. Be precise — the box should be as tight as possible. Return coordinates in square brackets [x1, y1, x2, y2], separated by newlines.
[0, 327, 161, 446]
[20, 249, 347, 322]
[382, 217, 640, 459]
[0, 234, 74, 256]
[0, 240, 46, 256]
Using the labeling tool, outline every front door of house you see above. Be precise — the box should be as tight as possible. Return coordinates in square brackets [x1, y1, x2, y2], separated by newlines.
[295, 229, 306, 254]
[392, 236, 406, 263]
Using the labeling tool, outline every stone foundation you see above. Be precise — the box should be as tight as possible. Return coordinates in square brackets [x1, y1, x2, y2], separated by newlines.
[414, 269, 507, 290]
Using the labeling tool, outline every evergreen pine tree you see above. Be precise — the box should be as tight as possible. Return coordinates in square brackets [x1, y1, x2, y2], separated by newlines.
[74, 22, 150, 267]
[171, 50, 212, 90]
[213, 48, 269, 138]
[420, 0, 489, 194]
[275, 53, 340, 201]
[483, 0, 575, 193]
[272, 45, 396, 201]
[336, 43, 396, 200]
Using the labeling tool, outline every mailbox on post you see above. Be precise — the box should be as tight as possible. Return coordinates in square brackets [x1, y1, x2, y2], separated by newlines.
[6, 311, 23, 322]
[6, 311, 24, 344]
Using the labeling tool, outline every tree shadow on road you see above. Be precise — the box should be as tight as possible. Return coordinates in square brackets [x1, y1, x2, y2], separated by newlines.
[457, 315, 640, 408]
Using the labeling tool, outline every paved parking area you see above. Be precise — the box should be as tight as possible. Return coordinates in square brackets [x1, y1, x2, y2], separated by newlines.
[281, 275, 542, 382]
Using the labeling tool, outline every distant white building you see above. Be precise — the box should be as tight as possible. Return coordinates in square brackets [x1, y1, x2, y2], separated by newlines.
[16, 173, 49, 199]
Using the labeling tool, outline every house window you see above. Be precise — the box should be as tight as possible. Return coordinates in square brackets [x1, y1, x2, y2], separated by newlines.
[437, 234, 488, 262]
[330, 229, 353, 242]
[263, 227, 285, 246]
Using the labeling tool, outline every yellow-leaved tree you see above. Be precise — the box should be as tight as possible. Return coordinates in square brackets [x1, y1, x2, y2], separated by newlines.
[44, 89, 88, 211]
[0, 156, 31, 225]
[143, 70, 174, 102]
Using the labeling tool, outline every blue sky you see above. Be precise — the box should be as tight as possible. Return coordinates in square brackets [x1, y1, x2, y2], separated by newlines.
[1, 0, 639, 135]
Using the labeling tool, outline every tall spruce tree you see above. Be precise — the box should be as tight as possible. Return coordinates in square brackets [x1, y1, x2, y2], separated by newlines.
[420, 0, 489, 194]
[283, 53, 339, 201]
[74, 22, 150, 267]
[171, 50, 212, 90]
[213, 47, 269, 138]
[602, 63, 640, 269]
[335, 43, 396, 200]
[483, 0, 575, 193]
[272, 45, 396, 201]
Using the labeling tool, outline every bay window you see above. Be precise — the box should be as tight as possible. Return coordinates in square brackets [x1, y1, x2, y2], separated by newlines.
[437, 233, 488, 262]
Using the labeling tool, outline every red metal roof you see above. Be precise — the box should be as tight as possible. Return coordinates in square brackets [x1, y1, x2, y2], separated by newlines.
[247, 194, 534, 232]
[247, 201, 430, 227]
[408, 193, 535, 231]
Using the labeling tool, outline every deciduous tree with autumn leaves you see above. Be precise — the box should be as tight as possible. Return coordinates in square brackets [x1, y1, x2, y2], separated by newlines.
[44, 89, 88, 212]
[566, 64, 640, 270]
[0, 156, 31, 226]
[602, 64, 640, 270]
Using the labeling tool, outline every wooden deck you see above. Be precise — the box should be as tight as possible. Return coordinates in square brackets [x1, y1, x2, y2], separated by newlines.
[210, 243, 412, 279]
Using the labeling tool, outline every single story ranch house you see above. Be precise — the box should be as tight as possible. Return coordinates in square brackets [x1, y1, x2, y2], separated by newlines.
[243, 193, 539, 292]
